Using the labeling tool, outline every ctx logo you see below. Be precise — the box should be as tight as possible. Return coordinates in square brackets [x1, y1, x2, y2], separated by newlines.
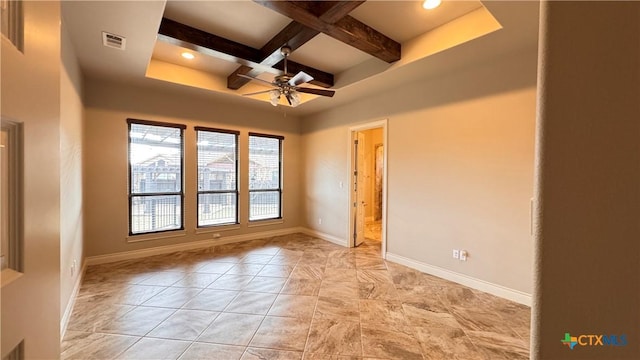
[561, 333, 628, 350]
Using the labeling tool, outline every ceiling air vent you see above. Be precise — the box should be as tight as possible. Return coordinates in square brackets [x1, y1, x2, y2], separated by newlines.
[102, 31, 126, 50]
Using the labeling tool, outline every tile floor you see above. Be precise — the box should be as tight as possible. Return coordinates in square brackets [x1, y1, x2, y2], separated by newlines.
[62, 233, 530, 360]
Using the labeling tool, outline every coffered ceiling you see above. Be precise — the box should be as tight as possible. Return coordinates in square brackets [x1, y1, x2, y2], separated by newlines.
[62, 1, 540, 115]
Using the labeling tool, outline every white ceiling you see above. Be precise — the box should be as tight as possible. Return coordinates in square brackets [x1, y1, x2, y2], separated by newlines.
[62, 1, 540, 116]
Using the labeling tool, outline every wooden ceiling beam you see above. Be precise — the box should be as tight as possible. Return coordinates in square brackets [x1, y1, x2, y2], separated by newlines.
[227, 1, 363, 90]
[254, 0, 401, 63]
[158, 17, 333, 85]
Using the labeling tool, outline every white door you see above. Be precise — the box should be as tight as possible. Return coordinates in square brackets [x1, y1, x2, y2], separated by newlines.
[353, 132, 366, 246]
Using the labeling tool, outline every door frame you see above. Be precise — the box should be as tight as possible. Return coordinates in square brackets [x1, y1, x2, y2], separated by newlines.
[347, 119, 388, 258]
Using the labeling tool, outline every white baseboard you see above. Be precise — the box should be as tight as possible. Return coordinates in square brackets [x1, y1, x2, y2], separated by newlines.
[385, 252, 532, 306]
[60, 261, 86, 338]
[300, 228, 349, 247]
[86, 227, 306, 266]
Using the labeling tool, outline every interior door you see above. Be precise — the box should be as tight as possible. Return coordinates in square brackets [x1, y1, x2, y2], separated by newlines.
[353, 132, 366, 246]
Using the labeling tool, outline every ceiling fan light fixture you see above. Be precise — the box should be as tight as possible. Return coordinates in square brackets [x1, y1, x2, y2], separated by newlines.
[269, 89, 280, 106]
[289, 92, 300, 107]
[422, 0, 441, 10]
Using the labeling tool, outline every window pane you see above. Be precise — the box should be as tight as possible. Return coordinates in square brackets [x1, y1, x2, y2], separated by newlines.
[249, 136, 280, 190]
[197, 131, 237, 191]
[198, 193, 237, 226]
[130, 123, 182, 193]
[249, 191, 280, 221]
[131, 195, 182, 234]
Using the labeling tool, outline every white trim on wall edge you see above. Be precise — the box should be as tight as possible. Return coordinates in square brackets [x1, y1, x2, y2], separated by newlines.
[386, 252, 532, 306]
[85, 227, 306, 266]
[300, 228, 348, 247]
[60, 261, 87, 338]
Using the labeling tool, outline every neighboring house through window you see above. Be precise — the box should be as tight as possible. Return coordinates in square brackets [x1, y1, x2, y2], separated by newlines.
[128, 119, 185, 235]
[248, 133, 283, 221]
[196, 127, 239, 227]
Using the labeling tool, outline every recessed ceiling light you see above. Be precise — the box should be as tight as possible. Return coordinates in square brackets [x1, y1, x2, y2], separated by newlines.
[423, 0, 441, 10]
[181, 52, 195, 60]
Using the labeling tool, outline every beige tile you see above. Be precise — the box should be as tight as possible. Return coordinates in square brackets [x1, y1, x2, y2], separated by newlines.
[147, 309, 219, 340]
[268, 294, 318, 319]
[244, 276, 288, 293]
[61, 331, 139, 360]
[359, 300, 407, 327]
[180, 342, 245, 360]
[290, 264, 325, 280]
[355, 256, 387, 270]
[314, 296, 359, 320]
[402, 299, 461, 328]
[116, 337, 190, 360]
[137, 271, 187, 286]
[65, 233, 531, 360]
[281, 278, 322, 296]
[143, 287, 202, 308]
[356, 270, 393, 284]
[224, 291, 277, 315]
[257, 264, 295, 277]
[98, 306, 175, 336]
[67, 302, 135, 332]
[318, 281, 359, 299]
[172, 273, 221, 288]
[413, 325, 484, 360]
[226, 263, 266, 275]
[182, 289, 239, 311]
[198, 312, 263, 346]
[195, 261, 236, 274]
[242, 348, 303, 360]
[250, 316, 311, 351]
[208, 274, 254, 290]
[241, 254, 275, 264]
[323, 268, 357, 282]
[360, 323, 423, 359]
[305, 318, 362, 356]
[358, 282, 398, 300]
[466, 330, 530, 359]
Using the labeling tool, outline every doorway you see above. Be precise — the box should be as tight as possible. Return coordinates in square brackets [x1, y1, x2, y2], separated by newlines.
[348, 120, 387, 257]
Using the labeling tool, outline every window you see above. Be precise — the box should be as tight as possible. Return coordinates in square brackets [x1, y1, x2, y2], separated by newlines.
[249, 133, 283, 221]
[196, 127, 239, 227]
[128, 119, 185, 235]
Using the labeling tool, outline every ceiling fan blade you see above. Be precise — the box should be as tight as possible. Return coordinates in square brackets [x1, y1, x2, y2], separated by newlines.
[288, 71, 313, 87]
[296, 87, 336, 98]
[285, 93, 292, 105]
[238, 73, 276, 87]
[242, 89, 274, 96]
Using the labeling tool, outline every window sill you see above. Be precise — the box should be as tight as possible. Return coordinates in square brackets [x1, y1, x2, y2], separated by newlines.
[126, 230, 187, 243]
[248, 219, 284, 228]
[195, 224, 241, 234]
[1, 268, 23, 288]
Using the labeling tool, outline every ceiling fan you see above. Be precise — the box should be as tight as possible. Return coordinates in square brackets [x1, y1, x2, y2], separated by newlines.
[241, 46, 335, 107]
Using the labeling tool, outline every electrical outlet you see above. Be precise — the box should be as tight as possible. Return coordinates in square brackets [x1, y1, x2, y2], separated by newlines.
[452, 249, 459, 259]
[212, 233, 221, 239]
[318, 218, 322, 225]
[460, 250, 468, 261]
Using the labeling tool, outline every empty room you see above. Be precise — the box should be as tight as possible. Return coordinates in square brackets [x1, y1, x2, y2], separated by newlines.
[2, 1, 638, 359]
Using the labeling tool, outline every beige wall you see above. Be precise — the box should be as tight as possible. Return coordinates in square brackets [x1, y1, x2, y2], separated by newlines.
[1, 1, 62, 358]
[531, 2, 640, 358]
[302, 48, 537, 295]
[60, 21, 84, 327]
[83, 80, 302, 257]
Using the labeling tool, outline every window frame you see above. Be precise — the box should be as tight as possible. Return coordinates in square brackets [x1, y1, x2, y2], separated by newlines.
[248, 132, 284, 222]
[127, 118, 186, 236]
[195, 126, 240, 228]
